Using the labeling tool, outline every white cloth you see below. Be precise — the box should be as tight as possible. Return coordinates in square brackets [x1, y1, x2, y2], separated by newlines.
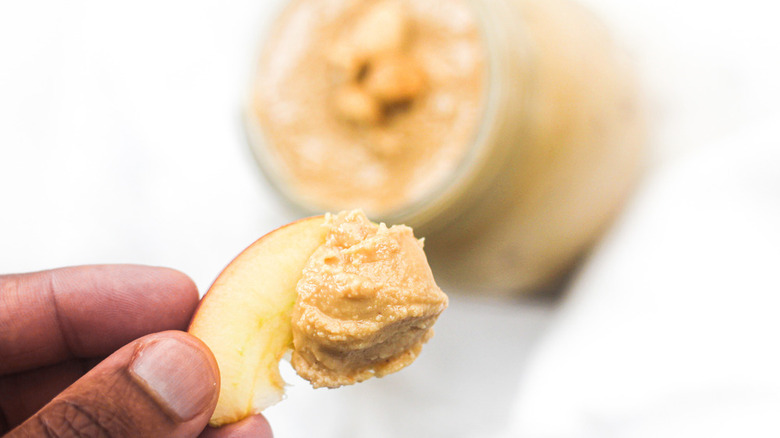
[508, 114, 780, 438]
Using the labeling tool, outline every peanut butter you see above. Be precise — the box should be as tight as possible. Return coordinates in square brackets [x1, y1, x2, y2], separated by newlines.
[290, 210, 448, 388]
[251, 0, 485, 215]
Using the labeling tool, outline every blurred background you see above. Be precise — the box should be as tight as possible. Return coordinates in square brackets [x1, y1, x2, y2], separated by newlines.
[1, 0, 778, 437]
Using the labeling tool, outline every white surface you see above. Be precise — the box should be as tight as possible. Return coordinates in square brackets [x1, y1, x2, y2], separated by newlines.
[508, 115, 780, 438]
[0, 0, 290, 290]
[1, 1, 779, 437]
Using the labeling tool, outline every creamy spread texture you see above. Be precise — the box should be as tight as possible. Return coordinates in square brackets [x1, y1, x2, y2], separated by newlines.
[252, 0, 485, 215]
[290, 210, 448, 388]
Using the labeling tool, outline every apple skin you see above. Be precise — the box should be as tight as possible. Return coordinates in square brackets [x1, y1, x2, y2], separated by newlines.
[188, 215, 328, 427]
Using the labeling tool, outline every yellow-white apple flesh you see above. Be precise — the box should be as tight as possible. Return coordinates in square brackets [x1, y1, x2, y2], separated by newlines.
[188, 216, 328, 427]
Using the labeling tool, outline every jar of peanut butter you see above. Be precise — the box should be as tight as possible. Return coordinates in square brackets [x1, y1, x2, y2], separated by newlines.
[246, 0, 644, 295]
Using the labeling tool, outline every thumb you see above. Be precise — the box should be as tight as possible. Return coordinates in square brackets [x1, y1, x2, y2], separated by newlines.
[8, 331, 219, 438]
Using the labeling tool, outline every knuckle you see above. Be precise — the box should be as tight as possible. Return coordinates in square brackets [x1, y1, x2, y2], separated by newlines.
[36, 399, 125, 438]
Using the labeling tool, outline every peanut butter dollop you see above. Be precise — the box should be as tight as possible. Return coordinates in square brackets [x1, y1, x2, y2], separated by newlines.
[291, 210, 448, 388]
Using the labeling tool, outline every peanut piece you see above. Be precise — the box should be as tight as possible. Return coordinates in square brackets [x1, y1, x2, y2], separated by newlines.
[334, 84, 383, 124]
[364, 54, 426, 103]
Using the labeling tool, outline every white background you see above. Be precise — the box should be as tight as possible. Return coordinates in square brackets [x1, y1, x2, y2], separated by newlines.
[1, 0, 779, 437]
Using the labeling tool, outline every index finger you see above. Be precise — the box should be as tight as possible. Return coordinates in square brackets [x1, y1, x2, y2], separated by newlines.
[0, 264, 199, 375]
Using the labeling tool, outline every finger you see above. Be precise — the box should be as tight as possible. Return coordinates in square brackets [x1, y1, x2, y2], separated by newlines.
[0, 264, 199, 375]
[7, 331, 219, 438]
[199, 415, 274, 438]
[0, 357, 103, 431]
[0, 359, 87, 431]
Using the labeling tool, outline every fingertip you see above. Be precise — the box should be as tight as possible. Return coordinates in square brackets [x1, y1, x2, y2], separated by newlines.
[129, 331, 220, 423]
[150, 266, 201, 316]
[124, 265, 199, 308]
[153, 266, 200, 300]
[198, 414, 273, 438]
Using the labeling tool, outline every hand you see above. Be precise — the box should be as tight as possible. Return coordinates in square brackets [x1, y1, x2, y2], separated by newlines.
[0, 265, 272, 437]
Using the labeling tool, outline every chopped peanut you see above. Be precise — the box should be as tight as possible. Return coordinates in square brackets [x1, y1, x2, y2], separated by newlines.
[364, 54, 427, 103]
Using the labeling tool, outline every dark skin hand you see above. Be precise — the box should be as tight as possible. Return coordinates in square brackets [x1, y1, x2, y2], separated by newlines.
[0, 265, 273, 437]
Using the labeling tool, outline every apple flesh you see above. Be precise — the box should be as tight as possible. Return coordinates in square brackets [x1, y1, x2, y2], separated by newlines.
[188, 216, 328, 426]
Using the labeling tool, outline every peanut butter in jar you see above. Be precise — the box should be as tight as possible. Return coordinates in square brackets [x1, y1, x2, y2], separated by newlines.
[246, 0, 645, 295]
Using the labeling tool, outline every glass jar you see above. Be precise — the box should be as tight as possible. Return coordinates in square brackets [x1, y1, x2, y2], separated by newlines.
[246, 0, 645, 295]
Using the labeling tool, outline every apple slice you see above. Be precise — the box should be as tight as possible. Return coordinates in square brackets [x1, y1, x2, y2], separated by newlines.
[188, 216, 328, 426]
[189, 210, 448, 427]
